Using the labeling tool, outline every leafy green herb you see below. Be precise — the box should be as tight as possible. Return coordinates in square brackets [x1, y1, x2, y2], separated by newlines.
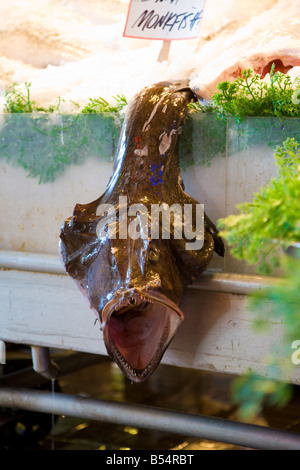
[218, 138, 300, 417]
[4, 81, 65, 114]
[187, 100, 215, 114]
[232, 370, 293, 420]
[190, 65, 300, 122]
[232, 254, 300, 419]
[251, 255, 300, 341]
[69, 100, 81, 110]
[81, 94, 127, 114]
[3, 81, 129, 116]
[214, 66, 300, 122]
[44, 96, 65, 113]
[4, 81, 35, 113]
[218, 137, 300, 274]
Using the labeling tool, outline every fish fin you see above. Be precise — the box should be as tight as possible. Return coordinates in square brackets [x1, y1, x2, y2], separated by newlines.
[180, 193, 225, 258]
[169, 194, 224, 283]
[59, 220, 93, 283]
[178, 174, 185, 191]
[71, 198, 101, 224]
[59, 199, 102, 281]
[170, 231, 215, 286]
[204, 213, 225, 258]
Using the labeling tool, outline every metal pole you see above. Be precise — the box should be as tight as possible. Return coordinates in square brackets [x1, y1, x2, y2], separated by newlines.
[0, 250, 65, 274]
[0, 387, 299, 450]
[0, 250, 279, 294]
[31, 346, 59, 380]
[0, 353, 109, 388]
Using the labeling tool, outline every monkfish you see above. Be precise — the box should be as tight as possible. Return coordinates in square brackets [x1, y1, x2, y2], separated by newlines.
[59, 80, 224, 383]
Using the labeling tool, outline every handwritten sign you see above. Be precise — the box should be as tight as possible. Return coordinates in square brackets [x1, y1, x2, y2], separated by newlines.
[123, 0, 206, 41]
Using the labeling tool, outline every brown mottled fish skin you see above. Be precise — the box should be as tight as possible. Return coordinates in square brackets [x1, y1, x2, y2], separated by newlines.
[59, 80, 224, 383]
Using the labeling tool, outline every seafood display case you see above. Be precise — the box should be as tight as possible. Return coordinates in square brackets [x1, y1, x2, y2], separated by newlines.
[0, 112, 299, 383]
[1, 112, 299, 273]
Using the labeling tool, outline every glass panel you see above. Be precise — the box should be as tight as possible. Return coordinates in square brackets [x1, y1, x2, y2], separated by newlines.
[180, 113, 227, 273]
[0, 114, 120, 253]
[0, 113, 299, 276]
[225, 117, 300, 274]
[0, 113, 121, 183]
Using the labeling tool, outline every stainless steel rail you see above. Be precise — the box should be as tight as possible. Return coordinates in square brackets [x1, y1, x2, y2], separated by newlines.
[0, 387, 299, 450]
[0, 250, 279, 294]
[0, 251, 64, 274]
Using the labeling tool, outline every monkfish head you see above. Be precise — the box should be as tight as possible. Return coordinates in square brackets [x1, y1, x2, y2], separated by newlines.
[94, 222, 218, 383]
[60, 201, 216, 383]
[97, 236, 185, 383]
[60, 207, 186, 383]
[69, 213, 184, 383]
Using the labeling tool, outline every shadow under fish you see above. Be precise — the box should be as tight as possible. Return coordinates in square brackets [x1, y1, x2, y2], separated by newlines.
[59, 80, 224, 384]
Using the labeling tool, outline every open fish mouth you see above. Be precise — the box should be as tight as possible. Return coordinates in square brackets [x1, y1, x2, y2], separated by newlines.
[101, 290, 184, 383]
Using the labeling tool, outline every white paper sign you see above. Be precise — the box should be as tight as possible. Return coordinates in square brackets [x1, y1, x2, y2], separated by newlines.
[123, 0, 206, 40]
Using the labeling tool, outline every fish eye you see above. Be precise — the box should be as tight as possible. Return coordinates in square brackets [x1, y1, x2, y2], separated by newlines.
[148, 247, 159, 263]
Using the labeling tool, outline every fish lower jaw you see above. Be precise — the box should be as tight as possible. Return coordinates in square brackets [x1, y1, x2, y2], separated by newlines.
[103, 301, 183, 384]
[106, 325, 169, 384]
